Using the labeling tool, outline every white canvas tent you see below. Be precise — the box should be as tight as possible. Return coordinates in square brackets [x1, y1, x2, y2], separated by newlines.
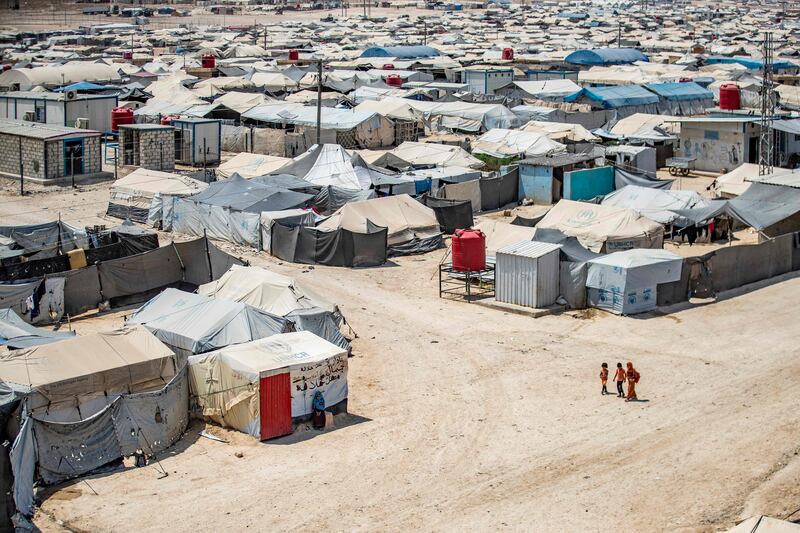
[198, 265, 350, 350]
[474, 219, 537, 255]
[521, 120, 599, 142]
[276, 144, 365, 190]
[216, 152, 290, 179]
[472, 128, 567, 159]
[106, 168, 208, 225]
[188, 331, 348, 439]
[600, 185, 708, 224]
[318, 194, 442, 253]
[535, 199, 664, 252]
[384, 141, 484, 169]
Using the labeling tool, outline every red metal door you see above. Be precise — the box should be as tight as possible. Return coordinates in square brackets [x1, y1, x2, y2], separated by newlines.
[259, 373, 292, 440]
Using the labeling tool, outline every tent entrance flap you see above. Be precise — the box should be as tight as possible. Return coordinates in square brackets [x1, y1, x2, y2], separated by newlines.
[260, 373, 292, 440]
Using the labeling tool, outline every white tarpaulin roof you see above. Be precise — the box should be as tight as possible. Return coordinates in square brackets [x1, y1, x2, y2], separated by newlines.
[609, 113, 679, 139]
[512, 79, 581, 99]
[521, 120, 599, 142]
[199, 265, 337, 316]
[600, 185, 708, 224]
[386, 141, 484, 169]
[587, 248, 683, 291]
[535, 199, 664, 252]
[276, 144, 364, 190]
[472, 128, 567, 158]
[390, 97, 519, 131]
[319, 194, 440, 245]
[188, 331, 348, 436]
[217, 152, 290, 179]
[110, 168, 208, 198]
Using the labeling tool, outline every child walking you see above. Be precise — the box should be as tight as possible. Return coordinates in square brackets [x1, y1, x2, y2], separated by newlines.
[613, 362, 626, 398]
[600, 363, 609, 395]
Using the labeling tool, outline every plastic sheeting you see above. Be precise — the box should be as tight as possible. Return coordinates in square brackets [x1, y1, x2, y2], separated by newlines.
[419, 195, 474, 234]
[127, 288, 291, 361]
[479, 171, 519, 211]
[601, 185, 707, 224]
[472, 128, 567, 158]
[435, 179, 482, 213]
[0, 308, 74, 349]
[311, 186, 376, 215]
[615, 168, 674, 190]
[270, 221, 387, 268]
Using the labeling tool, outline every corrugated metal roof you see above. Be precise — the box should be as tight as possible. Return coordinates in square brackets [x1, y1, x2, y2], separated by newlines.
[496, 240, 561, 258]
[0, 119, 100, 140]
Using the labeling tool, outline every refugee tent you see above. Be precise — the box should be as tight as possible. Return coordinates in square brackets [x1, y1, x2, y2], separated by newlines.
[0, 308, 75, 349]
[521, 120, 599, 142]
[565, 85, 660, 118]
[472, 128, 567, 159]
[609, 113, 679, 140]
[601, 185, 708, 224]
[4, 326, 188, 514]
[275, 144, 365, 190]
[106, 168, 208, 224]
[0, 62, 122, 91]
[671, 182, 800, 237]
[586, 249, 682, 314]
[198, 265, 350, 351]
[216, 152, 290, 179]
[565, 48, 649, 66]
[188, 331, 348, 440]
[535, 199, 664, 252]
[381, 141, 484, 169]
[127, 288, 291, 361]
[259, 209, 319, 254]
[318, 194, 442, 254]
[171, 174, 314, 247]
[394, 98, 519, 131]
[711, 163, 771, 198]
[644, 82, 714, 115]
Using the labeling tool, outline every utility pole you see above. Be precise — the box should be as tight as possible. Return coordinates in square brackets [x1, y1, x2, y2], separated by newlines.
[18, 137, 23, 196]
[316, 59, 323, 146]
[618, 22, 621, 47]
[759, 31, 775, 176]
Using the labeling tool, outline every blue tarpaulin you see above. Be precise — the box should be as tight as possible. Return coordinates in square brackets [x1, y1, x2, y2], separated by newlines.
[54, 81, 114, 92]
[564, 85, 659, 108]
[360, 45, 440, 59]
[644, 82, 714, 101]
[705, 56, 798, 71]
[564, 48, 648, 66]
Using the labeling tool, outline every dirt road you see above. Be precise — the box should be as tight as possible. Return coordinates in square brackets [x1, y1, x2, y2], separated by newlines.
[1, 179, 798, 532]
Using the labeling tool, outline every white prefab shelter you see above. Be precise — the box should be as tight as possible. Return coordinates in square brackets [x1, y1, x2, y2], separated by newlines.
[586, 249, 683, 315]
[495, 240, 562, 308]
[188, 331, 348, 440]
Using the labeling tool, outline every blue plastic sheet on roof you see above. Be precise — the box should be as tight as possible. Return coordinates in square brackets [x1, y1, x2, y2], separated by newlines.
[558, 11, 588, 19]
[705, 56, 798, 71]
[564, 85, 659, 108]
[644, 82, 714, 101]
[360, 45, 440, 59]
[564, 47, 648, 66]
[54, 81, 114, 92]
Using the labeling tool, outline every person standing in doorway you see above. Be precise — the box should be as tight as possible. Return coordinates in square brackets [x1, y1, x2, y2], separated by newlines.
[614, 362, 626, 398]
[600, 363, 609, 395]
[625, 362, 640, 402]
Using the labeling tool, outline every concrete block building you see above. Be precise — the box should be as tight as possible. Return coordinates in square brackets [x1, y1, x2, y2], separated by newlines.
[118, 124, 175, 171]
[0, 119, 103, 183]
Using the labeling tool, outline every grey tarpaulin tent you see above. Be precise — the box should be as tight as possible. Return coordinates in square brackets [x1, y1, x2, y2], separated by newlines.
[199, 265, 350, 351]
[614, 168, 674, 190]
[533, 228, 602, 309]
[127, 288, 292, 363]
[270, 221, 387, 267]
[671, 182, 800, 236]
[0, 308, 75, 349]
[171, 174, 314, 247]
[419, 195, 474, 234]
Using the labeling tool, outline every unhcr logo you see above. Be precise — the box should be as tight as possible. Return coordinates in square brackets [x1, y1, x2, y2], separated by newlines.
[566, 209, 597, 227]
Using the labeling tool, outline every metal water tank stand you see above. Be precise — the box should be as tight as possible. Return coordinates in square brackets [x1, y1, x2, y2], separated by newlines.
[438, 262, 495, 303]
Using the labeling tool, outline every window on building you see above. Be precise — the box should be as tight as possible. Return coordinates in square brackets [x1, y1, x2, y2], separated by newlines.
[704, 130, 720, 141]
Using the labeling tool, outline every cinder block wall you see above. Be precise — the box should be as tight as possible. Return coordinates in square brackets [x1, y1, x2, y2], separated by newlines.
[0, 133, 47, 180]
[137, 130, 175, 171]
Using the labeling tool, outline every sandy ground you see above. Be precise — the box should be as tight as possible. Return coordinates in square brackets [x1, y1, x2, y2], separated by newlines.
[0, 175, 799, 532]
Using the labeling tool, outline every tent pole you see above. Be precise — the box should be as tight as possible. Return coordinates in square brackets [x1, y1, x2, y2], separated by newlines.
[316, 59, 322, 146]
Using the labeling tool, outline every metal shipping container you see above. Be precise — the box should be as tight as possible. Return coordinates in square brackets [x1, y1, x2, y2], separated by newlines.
[495, 240, 561, 308]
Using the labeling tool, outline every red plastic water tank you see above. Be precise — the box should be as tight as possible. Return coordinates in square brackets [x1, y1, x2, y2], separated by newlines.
[719, 84, 741, 110]
[288, 49, 299, 61]
[452, 228, 486, 272]
[161, 114, 180, 125]
[386, 74, 403, 87]
[1, 64, 10, 72]
[201, 54, 216, 69]
[501, 47, 514, 60]
[122, 51, 133, 60]
[111, 107, 134, 131]
[678, 77, 692, 82]
[382, 63, 395, 70]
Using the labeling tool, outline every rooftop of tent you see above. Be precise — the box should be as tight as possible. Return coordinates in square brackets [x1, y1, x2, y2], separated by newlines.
[564, 48, 649, 66]
[360, 45, 441, 59]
